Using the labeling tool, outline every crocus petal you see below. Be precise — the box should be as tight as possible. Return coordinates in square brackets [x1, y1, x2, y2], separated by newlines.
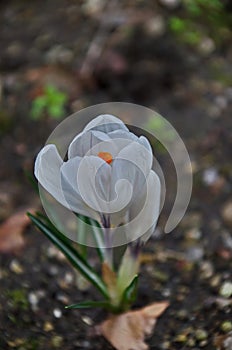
[118, 140, 152, 175]
[34, 144, 68, 207]
[77, 156, 132, 215]
[138, 135, 153, 154]
[68, 130, 110, 159]
[60, 157, 99, 220]
[110, 157, 145, 208]
[77, 156, 111, 213]
[108, 129, 138, 142]
[85, 138, 120, 159]
[126, 170, 161, 242]
[84, 114, 128, 133]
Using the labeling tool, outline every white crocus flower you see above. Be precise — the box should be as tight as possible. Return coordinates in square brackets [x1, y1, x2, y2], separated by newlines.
[35, 114, 161, 242]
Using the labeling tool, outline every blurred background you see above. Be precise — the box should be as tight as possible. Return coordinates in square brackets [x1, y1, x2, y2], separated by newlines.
[0, 1, 232, 349]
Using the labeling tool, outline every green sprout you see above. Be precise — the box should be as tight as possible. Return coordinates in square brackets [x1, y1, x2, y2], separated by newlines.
[30, 85, 68, 120]
[6, 289, 29, 311]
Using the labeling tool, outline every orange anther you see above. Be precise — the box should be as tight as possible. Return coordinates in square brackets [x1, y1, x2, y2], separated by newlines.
[98, 152, 113, 164]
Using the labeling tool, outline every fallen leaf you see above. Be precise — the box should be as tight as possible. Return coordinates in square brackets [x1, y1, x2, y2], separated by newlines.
[0, 209, 34, 253]
[96, 301, 169, 350]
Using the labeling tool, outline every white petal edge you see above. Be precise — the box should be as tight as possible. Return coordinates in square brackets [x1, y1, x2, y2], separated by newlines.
[83, 114, 128, 133]
[108, 129, 138, 141]
[60, 156, 100, 220]
[116, 140, 153, 179]
[34, 144, 68, 208]
[68, 130, 110, 159]
[77, 155, 132, 214]
[77, 155, 111, 213]
[126, 170, 161, 242]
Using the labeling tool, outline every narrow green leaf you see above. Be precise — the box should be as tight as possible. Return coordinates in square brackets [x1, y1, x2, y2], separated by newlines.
[121, 274, 139, 307]
[88, 219, 105, 262]
[76, 214, 105, 262]
[76, 214, 88, 258]
[65, 300, 110, 309]
[28, 213, 109, 299]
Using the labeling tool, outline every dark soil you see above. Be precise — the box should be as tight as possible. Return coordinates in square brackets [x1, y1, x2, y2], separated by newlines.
[0, 1, 232, 350]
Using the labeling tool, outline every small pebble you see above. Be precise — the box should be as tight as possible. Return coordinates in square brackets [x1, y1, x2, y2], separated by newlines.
[53, 308, 62, 318]
[10, 260, 23, 274]
[56, 293, 69, 304]
[210, 275, 221, 288]
[176, 309, 188, 320]
[48, 265, 59, 276]
[144, 16, 165, 37]
[198, 37, 215, 55]
[224, 336, 232, 350]
[51, 336, 63, 348]
[222, 231, 232, 250]
[37, 290, 46, 298]
[64, 272, 74, 284]
[43, 321, 54, 332]
[47, 246, 65, 260]
[82, 316, 93, 326]
[225, 87, 232, 101]
[45, 45, 74, 65]
[174, 334, 187, 343]
[187, 247, 204, 262]
[202, 168, 219, 186]
[222, 201, 232, 227]
[186, 228, 202, 241]
[162, 288, 171, 298]
[187, 338, 196, 347]
[200, 261, 214, 279]
[160, 341, 171, 349]
[28, 292, 39, 308]
[82, 0, 105, 15]
[213, 297, 231, 309]
[215, 95, 228, 110]
[221, 321, 232, 333]
[81, 340, 90, 348]
[7, 338, 24, 347]
[195, 329, 208, 341]
[159, 0, 180, 9]
[219, 282, 232, 298]
[75, 271, 90, 291]
[199, 340, 208, 347]
[208, 105, 221, 119]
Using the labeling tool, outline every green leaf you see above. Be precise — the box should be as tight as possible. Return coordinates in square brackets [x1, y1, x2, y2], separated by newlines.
[30, 96, 47, 120]
[28, 213, 109, 299]
[169, 17, 186, 33]
[121, 275, 139, 308]
[76, 214, 105, 263]
[65, 300, 110, 309]
[48, 105, 65, 119]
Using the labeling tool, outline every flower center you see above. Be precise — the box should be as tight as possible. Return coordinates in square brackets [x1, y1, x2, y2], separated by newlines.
[98, 152, 113, 164]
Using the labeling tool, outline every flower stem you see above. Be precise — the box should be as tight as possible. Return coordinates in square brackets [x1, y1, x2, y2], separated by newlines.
[103, 227, 113, 268]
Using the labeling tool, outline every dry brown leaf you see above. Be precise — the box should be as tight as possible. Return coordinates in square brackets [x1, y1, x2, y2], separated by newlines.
[102, 262, 118, 299]
[102, 262, 117, 286]
[0, 209, 34, 253]
[97, 301, 169, 350]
